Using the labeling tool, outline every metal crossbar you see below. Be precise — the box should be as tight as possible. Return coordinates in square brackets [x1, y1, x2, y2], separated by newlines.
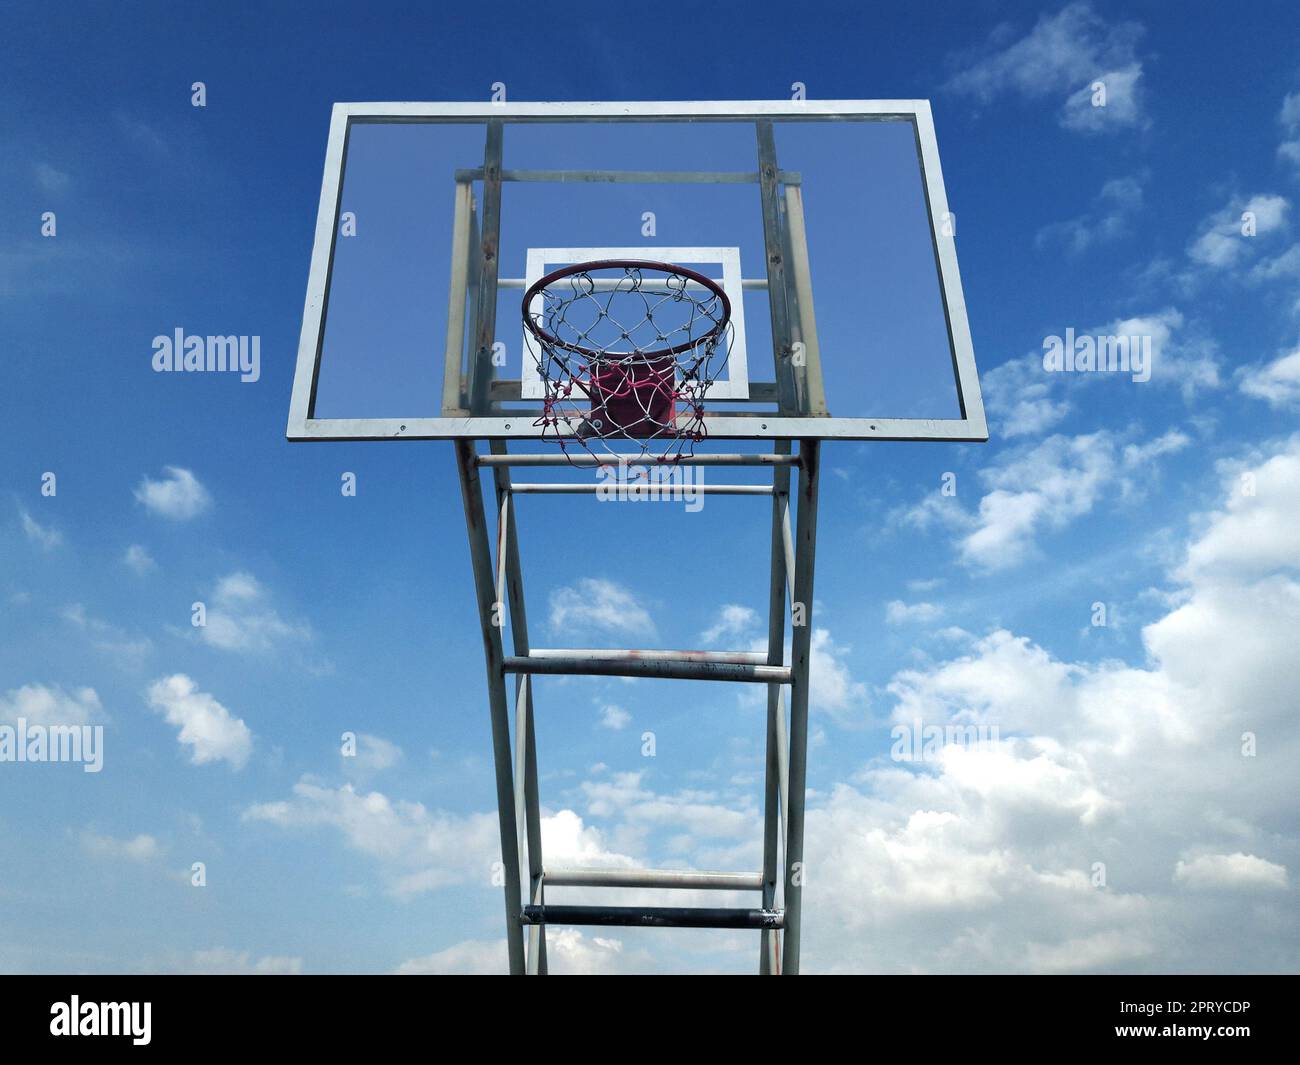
[521, 905, 784, 929]
[455, 434, 821, 975]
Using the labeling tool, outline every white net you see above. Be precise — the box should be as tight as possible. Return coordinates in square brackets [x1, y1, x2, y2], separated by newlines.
[523, 260, 733, 462]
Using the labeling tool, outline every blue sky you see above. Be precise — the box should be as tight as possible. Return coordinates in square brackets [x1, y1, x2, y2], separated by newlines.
[2, 0, 1299, 974]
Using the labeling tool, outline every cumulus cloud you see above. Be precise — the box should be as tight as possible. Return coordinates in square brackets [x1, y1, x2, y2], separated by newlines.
[243, 777, 501, 898]
[62, 603, 152, 665]
[199, 572, 311, 654]
[18, 505, 62, 551]
[981, 310, 1219, 439]
[123, 544, 157, 575]
[1240, 348, 1300, 408]
[599, 704, 631, 730]
[0, 683, 102, 727]
[794, 439, 1300, 973]
[548, 578, 655, 638]
[134, 466, 211, 520]
[81, 832, 161, 862]
[1173, 853, 1288, 891]
[187, 949, 303, 975]
[395, 929, 641, 975]
[885, 600, 945, 625]
[959, 432, 1117, 570]
[1188, 194, 1289, 270]
[1278, 91, 1300, 169]
[893, 429, 1192, 572]
[946, 3, 1148, 132]
[343, 733, 403, 774]
[701, 604, 761, 644]
[146, 674, 252, 769]
[1036, 173, 1144, 253]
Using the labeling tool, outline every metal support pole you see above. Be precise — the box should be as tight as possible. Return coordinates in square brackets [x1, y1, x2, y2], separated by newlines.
[490, 440, 547, 974]
[760, 440, 792, 974]
[468, 122, 503, 415]
[454, 438, 526, 974]
[781, 439, 820, 974]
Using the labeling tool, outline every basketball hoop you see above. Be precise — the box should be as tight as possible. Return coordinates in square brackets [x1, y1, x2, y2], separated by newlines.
[522, 260, 733, 462]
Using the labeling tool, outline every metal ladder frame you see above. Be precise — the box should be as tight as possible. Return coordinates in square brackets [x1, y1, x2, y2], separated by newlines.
[454, 439, 821, 974]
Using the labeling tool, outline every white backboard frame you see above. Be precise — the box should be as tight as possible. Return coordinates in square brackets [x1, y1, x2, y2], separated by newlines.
[519, 247, 750, 401]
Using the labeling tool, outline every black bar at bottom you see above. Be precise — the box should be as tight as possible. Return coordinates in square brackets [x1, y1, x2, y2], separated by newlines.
[521, 904, 784, 929]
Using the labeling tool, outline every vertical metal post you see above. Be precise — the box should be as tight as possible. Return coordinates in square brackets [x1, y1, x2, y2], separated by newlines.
[468, 122, 503, 415]
[454, 438, 526, 974]
[756, 121, 798, 414]
[781, 439, 820, 975]
[490, 440, 547, 973]
[759, 441, 792, 974]
[441, 180, 474, 416]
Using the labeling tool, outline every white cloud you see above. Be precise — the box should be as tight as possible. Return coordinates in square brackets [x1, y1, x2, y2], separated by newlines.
[146, 674, 253, 769]
[1060, 64, 1143, 132]
[18, 505, 62, 550]
[549, 578, 655, 638]
[885, 600, 945, 625]
[1173, 853, 1288, 891]
[1279, 91, 1300, 169]
[1109, 309, 1220, 396]
[395, 929, 640, 975]
[1240, 348, 1300, 408]
[134, 466, 211, 520]
[0, 683, 102, 727]
[982, 310, 1218, 439]
[344, 733, 403, 774]
[1188, 194, 1289, 270]
[123, 544, 157, 575]
[199, 571, 311, 654]
[394, 939, 506, 975]
[981, 354, 1074, 438]
[243, 777, 501, 898]
[897, 429, 1192, 572]
[959, 432, 1117, 570]
[701, 604, 760, 644]
[1180, 446, 1300, 584]
[1025, 930, 1155, 973]
[1036, 173, 1144, 253]
[809, 629, 870, 725]
[187, 949, 303, 975]
[795, 440, 1300, 972]
[599, 704, 631, 730]
[81, 832, 160, 862]
[946, 3, 1147, 132]
[62, 603, 152, 664]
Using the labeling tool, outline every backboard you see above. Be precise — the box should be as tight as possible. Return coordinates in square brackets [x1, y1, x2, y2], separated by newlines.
[287, 101, 987, 443]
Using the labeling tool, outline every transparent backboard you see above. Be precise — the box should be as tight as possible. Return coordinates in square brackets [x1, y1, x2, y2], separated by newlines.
[288, 102, 986, 442]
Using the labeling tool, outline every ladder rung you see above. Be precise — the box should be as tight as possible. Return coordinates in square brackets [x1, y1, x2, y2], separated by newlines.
[545, 868, 764, 890]
[521, 905, 784, 929]
[509, 483, 772, 495]
[505, 652, 790, 684]
[477, 453, 801, 468]
[531, 647, 767, 665]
